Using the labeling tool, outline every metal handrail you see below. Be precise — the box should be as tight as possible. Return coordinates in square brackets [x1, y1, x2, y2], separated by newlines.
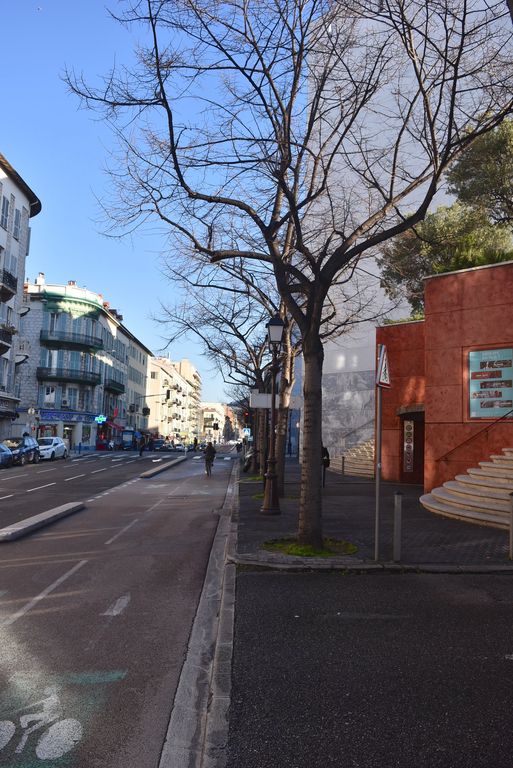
[340, 418, 375, 444]
[437, 408, 513, 462]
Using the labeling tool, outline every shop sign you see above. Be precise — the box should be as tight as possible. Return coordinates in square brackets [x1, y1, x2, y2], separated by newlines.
[403, 420, 414, 472]
[39, 409, 95, 423]
[468, 348, 513, 419]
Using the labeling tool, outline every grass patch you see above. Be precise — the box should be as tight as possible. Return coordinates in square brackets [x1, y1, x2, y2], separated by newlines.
[241, 475, 264, 483]
[263, 537, 358, 558]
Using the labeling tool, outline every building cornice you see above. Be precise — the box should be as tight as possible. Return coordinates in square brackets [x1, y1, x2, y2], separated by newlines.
[0, 153, 42, 217]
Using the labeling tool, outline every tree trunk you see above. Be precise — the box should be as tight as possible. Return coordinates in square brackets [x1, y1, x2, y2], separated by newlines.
[298, 332, 324, 548]
[276, 329, 295, 496]
[275, 405, 289, 497]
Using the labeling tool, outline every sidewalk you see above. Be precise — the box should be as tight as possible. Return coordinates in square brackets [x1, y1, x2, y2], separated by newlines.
[220, 460, 513, 768]
[233, 459, 512, 570]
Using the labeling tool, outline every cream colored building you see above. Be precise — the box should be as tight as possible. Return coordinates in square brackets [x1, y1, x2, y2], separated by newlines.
[148, 357, 202, 441]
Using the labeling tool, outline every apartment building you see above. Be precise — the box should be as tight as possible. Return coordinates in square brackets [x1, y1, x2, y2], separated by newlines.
[148, 357, 193, 440]
[0, 153, 41, 439]
[18, 275, 151, 448]
[170, 359, 202, 441]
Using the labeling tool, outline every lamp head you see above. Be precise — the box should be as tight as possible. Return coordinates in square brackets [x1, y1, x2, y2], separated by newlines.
[267, 313, 284, 349]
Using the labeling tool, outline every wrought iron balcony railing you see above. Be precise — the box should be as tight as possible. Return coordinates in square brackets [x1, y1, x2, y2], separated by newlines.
[36, 367, 102, 386]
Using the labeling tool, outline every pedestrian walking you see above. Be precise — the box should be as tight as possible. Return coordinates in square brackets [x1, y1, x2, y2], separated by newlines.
[322, 444, 330, 487]
[139, 437, 146, 457]
[204, 441, 216, 476]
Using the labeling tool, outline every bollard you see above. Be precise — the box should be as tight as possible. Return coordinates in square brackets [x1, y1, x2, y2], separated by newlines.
[509, 493, 513, 561]
[393, 492, 403, 562]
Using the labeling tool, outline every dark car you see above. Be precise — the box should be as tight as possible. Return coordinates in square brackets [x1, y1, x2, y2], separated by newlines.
[0, 443, 13, 468]
[2, 435, 40, 465]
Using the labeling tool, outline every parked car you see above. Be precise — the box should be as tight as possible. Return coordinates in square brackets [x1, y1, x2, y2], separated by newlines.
[37, 436, 68, 461]
[0, 443, 14, 468]
[2, 435, 40, 465]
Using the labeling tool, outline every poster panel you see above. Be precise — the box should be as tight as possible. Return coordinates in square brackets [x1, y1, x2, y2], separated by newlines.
[468, 348, 513, 419]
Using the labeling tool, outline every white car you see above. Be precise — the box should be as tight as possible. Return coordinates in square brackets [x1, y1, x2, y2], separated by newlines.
[37, 436, 68, 460]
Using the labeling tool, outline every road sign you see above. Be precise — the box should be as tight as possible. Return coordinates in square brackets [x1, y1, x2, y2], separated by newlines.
[242, 427, 251, 436]
[376, 344, 391, 388]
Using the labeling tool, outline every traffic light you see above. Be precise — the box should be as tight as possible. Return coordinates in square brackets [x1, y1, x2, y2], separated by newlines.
[213, 422, 219, 431]
[166, 389, 171, 399]
[244, 411, 250, 425]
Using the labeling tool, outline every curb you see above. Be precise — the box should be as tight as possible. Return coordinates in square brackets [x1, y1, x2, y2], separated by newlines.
[158, 462, 239, 768]
[139, 455, 187, 478]
[0, 502, 85, 541]
[230, 552, 513, 574]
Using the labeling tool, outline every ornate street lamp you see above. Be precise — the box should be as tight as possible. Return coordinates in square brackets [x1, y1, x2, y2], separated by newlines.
[260, 313, 285, 515]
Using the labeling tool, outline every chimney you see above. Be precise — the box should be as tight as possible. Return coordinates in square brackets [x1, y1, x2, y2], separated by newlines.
[68, 280, 77, 287]
[35, 272, 45, 286]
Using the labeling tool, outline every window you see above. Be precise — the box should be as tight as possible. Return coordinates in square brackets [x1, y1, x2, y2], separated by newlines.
[0, 197, 8, 229]
[13, 209, 21, 240]
[67, 387, 78, 410]
[44, 386, 56, 405]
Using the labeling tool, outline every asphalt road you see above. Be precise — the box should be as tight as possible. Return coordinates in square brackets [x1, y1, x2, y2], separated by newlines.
[228, 571, 513, 768]
[0, 452, 234, 768]
[0, 450, 189, 528]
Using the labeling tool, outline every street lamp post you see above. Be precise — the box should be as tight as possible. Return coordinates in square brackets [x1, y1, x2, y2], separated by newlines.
[260, 313, 284, 515]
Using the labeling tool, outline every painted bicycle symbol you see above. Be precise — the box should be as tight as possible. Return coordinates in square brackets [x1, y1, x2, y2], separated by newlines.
[0, 685, 82, 760]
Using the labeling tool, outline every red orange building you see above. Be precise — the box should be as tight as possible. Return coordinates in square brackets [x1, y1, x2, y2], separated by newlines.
[377, 261, 513, 492]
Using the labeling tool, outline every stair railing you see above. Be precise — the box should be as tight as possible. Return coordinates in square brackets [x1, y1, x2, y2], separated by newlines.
[437, 408, 513, 462]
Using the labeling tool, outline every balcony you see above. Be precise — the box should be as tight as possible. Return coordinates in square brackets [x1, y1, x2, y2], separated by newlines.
[104, 378, 125, 394]
[0, 327, 13, 355]
[0, 269, 17, 302]
[36, 367, 101, 386]
[40, 329, 104, 352]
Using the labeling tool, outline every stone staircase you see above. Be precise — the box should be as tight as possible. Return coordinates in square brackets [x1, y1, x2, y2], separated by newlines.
[420, 448, 513, 529]
[331, 439, 375, 479]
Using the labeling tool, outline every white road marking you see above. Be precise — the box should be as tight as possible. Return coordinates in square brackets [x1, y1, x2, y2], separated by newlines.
[104, 519, 139, 545]
[91, 468, 107, 474]
[101, 593, 131, 616]
[26, 482, 57, 493]
[37, 468, 57, 474]
[0, 473, 28, 481]
[64, 474, 86, 482]
[0, 494, 14, 500]
[1, 560, 88, 626]
[111, 458, 123, 462]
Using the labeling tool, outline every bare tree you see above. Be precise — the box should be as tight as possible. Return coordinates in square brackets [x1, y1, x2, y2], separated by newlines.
[66, 0, 513, 547]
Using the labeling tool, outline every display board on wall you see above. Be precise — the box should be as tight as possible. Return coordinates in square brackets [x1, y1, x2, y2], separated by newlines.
[468, 348, 513, 419]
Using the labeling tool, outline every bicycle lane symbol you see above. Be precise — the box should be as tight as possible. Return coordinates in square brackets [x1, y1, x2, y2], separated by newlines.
[0, 670, 127, 766]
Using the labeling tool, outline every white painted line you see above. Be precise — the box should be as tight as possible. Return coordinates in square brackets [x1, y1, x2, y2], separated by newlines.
[111, 459, 123, 462]
[26, 482, 57, 493]
[37, 468, 57, 474]
[101, 593, 131, 616]
[0, 494, 14, 500]
[64, 474, 86, 482]
[104, 519, 139, 545]
[0, 474, 28, 481]
[126, 460, 137, 464]
[1, 559, 88, 627]
[91, 468, 108, 474]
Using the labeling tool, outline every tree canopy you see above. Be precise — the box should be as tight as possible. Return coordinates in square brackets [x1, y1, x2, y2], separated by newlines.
[446, 120, 513, 227]
[378, 204, 513, 313]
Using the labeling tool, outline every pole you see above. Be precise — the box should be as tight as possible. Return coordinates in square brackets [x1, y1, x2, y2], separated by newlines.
[260, 348, 280, 514]
[393, 492, 402, 562]
[509, 493, 513, 560]
[374, 384, 382, 561]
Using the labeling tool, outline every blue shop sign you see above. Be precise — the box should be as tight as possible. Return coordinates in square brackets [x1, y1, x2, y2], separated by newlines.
[39, 410, 95, 423]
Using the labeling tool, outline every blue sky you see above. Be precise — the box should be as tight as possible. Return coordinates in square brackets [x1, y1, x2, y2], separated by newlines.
[1, 0, 225, 401]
